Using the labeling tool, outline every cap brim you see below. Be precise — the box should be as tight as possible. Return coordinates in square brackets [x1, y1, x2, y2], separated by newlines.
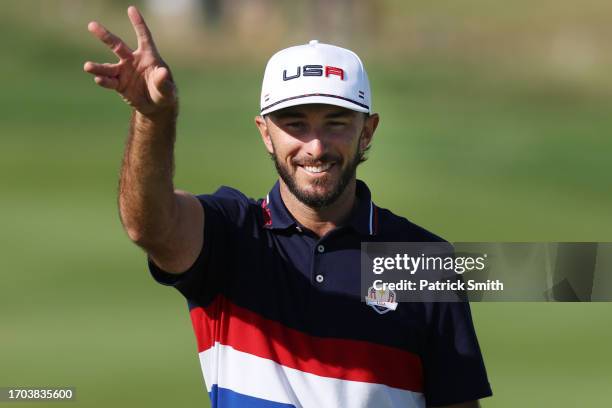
[260, 95, 369, 116]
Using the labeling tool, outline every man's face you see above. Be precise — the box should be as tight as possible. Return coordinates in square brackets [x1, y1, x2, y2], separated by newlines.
[255, 104, 378, 208]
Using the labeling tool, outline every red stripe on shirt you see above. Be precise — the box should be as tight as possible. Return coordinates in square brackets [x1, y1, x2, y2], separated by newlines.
[189, 296, 423, 392]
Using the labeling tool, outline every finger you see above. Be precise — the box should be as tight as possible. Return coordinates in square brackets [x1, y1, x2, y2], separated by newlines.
[83, 61, 120, 77]
[87, 21, 133, 60]
[93, 75, 119, 90]
[127, 6, 155, 50]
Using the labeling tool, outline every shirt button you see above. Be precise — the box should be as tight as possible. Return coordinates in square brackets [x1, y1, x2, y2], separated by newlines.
[315, 274, 324, 283]
[317, 245, 325, 253]
[296, 226, 302, 232]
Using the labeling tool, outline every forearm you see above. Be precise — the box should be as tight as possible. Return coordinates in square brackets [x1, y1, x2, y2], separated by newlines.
[119, 106, 179, 248]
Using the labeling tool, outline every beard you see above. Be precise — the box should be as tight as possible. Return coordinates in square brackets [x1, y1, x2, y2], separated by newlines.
[270, 138, 362, 209]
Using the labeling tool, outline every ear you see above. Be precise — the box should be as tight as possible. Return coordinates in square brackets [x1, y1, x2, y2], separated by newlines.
[254, 115, 274, 154]
[360, 113, 379, 152]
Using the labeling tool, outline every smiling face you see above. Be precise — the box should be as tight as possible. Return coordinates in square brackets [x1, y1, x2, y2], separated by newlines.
[255, 104, 379, 208]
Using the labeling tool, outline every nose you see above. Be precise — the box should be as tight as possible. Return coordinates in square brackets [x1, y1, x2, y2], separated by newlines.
[304, 137, 325, 159]
[302, 128, 327, 160]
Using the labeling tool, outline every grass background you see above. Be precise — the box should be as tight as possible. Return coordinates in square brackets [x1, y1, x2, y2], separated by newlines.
[1, 1, 612, 406]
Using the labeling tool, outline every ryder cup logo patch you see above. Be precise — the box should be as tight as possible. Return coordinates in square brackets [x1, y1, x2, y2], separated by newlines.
[365, 286, 398, 314]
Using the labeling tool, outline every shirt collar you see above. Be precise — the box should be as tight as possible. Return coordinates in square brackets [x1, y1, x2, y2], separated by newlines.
[262, 179, 378, 236]
[350, 179, 378, 236]
[261, 181, 296, 230]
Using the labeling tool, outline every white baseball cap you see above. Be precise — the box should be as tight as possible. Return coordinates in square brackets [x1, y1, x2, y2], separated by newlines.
[260, 40, 371, 116]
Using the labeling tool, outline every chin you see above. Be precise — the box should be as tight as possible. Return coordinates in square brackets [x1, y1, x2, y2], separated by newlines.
[301, 177, 336, 194]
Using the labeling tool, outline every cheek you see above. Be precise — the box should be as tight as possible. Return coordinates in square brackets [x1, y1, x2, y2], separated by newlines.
[338, 129, 363, 155]
[269, 135, 300, 162]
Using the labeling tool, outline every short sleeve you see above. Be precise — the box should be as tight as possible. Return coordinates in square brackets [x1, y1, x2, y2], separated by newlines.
[148, 186, 253, 303]
[422, 301, 493, 406]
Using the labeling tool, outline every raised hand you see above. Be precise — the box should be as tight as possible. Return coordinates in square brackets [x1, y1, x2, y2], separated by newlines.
[84, 6, 176, 116]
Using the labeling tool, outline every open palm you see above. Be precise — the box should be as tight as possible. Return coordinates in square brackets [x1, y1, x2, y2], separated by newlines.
[84, 6, 176, 115]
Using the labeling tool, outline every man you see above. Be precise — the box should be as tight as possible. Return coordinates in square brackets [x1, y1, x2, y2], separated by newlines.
[84, 6, 492, 407]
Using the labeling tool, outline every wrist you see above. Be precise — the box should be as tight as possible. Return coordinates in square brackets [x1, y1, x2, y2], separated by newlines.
[131, 102, 178, 142]
[136, 101, 178, 122]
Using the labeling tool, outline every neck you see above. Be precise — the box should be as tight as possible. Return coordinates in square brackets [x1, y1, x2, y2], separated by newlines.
[279, 179, 357, 238]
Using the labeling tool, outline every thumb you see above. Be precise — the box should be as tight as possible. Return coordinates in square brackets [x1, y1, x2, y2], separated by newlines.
[149, 66, 175, 101]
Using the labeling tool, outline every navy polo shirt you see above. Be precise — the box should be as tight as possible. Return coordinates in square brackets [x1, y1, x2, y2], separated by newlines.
[149, 180, 492, 408]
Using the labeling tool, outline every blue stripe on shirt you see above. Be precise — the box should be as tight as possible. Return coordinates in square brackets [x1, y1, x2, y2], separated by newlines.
[209, 385, 296, 408]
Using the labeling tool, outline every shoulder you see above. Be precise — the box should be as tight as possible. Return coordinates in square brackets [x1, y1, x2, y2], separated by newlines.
[375, 204, 447, 243]
[196, 186, 263, 226]
[197, 185, 251, 202]
[196, 185, 259, 207]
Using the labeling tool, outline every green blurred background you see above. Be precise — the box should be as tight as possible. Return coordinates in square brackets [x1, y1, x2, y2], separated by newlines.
[1, 1, 611, 406]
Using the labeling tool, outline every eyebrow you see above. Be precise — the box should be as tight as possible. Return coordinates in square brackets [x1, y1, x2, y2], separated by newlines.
[325, 110, 355, 119]
[272, 110, 306, 119]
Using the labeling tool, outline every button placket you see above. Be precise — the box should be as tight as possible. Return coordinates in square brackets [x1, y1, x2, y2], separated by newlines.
[314, 243, 326, 284]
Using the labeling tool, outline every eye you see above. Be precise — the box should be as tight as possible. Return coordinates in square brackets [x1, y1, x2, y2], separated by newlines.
[285, 121, 305, 130]
[328, 121, 348, 129]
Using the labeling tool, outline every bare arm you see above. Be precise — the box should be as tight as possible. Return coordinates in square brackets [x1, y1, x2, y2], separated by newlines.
[84, 6, 202, 273]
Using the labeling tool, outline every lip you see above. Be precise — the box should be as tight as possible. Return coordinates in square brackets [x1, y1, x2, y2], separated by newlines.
[298, 162, 336, 175]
